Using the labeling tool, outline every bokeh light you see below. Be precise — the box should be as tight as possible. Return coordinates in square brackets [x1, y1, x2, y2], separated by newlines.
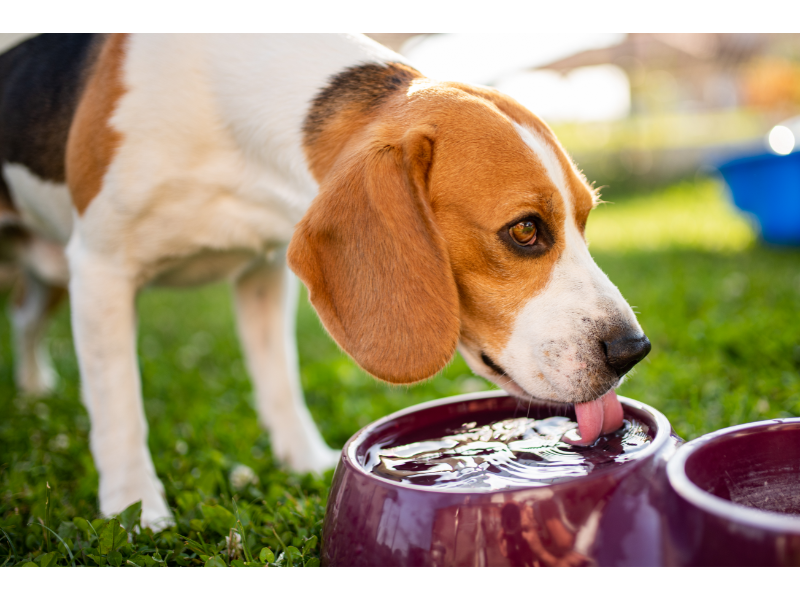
[768, 125, 796, 155]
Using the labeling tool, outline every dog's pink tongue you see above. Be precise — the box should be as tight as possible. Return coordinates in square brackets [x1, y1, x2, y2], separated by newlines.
[600, 389, 624, 434]
[569, 398, 604, 446]
[566, 389, 624, 446]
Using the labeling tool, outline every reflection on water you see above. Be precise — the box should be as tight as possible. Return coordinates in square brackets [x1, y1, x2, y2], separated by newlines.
[370, 416, 652, 490]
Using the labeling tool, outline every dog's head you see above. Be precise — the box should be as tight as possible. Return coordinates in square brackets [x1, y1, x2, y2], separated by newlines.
[289, 69, 649, 418]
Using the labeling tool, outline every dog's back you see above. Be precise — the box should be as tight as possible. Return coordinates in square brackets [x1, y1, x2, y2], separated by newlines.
[0, 34, 103, 215]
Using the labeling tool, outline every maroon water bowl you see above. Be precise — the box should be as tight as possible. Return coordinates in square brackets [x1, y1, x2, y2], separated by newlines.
[322, 391, 682, 566]
[665, 418, 800, 566]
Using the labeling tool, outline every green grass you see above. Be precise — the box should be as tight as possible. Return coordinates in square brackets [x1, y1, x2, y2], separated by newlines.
[2, 177, 800, 566]
[587, 178, 800, 436]
[588, 178, 756, 253]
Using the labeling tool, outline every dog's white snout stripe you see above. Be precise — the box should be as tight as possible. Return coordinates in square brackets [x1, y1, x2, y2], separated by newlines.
[496, 123, 643, 403]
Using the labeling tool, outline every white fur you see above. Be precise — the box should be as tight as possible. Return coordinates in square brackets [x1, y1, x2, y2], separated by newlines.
[2, 162, 73, 243]
[67, 240, 172, 527]
[17, 236, 70, 286]
[27, 34, 402, 527]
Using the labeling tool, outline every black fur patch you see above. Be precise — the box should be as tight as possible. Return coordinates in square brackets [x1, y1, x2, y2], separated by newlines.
[302, 62, 420, 149]
[481, 352, 507, 377]
[0, 33, 105, 208]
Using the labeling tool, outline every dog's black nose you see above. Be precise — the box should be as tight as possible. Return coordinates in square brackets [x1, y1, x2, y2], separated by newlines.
[603, 333, 651, 377]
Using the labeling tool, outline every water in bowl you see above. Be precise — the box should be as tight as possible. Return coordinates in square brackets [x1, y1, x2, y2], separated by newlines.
[368, 416, 652, 490]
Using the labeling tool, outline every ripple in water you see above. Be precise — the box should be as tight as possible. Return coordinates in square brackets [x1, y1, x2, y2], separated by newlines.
[368, 416, 652, 490]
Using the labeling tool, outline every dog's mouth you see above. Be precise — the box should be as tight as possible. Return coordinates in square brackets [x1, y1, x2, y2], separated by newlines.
[567, 389, 624, 445]
[479, 351, 624, 446]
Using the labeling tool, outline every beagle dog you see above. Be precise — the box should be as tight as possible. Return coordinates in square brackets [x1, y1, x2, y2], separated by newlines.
[0, 34, 650, 528]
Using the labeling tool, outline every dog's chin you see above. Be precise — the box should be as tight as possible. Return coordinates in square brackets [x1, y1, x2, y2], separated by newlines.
[485, 368, 618, 408]
[483, 370, 563, 407]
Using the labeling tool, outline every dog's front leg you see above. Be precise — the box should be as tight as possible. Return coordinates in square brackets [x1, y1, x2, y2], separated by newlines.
[234, 252, 339, 474]
[68, 246, 172, 530]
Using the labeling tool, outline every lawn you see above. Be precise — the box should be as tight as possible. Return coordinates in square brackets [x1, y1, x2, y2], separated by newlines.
[1, 177, 799, 566]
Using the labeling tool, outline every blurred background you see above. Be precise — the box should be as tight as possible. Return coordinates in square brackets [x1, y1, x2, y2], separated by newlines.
[369, 33, 800, 190]
[1, 34, 799, 563]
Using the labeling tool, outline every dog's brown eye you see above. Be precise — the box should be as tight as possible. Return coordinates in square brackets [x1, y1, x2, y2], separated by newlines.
[509, 221, 537, 246]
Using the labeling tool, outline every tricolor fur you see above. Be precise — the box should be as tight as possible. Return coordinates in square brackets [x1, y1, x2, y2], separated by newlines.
[0, 34, 648, 528]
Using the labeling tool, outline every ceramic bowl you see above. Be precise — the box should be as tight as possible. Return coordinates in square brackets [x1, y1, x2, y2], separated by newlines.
[322, 391, 682, 566]
[665, 418, 800, 566]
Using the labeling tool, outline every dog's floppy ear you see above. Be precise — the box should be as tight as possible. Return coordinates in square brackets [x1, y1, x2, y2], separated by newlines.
[288, 127, 460, 384]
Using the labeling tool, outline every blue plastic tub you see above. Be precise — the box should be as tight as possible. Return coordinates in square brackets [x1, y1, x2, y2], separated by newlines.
[717, 151, 800, 245]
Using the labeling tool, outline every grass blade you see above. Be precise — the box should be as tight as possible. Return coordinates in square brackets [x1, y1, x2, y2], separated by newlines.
[0, 526, 17, 565]
[231, 498, 254, 564]
[271, 527, 288, 554]
[86, 519, 99, 539]
[44, 482, 52, 553]
[31, 522, 76, 567]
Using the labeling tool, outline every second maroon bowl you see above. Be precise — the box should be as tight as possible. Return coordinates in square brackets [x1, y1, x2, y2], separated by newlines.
[322, 391, 681, 567]
[665, 417, 800, 566]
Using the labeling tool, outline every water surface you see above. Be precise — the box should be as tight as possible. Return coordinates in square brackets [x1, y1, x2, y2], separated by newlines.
[368, 416, 652, 490]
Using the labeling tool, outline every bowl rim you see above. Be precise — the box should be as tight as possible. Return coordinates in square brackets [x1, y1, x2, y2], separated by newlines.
[342, 390, 673, 495]
[666, 417, 800, 533]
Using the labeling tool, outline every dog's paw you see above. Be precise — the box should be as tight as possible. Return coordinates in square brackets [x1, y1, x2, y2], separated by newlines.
[100, 474, 174, 532]
[140, 503, 175, 533]
[278, 444, 341, 475]
[267, 422, 342, 475]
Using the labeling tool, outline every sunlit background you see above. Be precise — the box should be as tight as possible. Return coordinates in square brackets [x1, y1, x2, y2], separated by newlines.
[2, 31, 798, 196]
[369, 33, 800, 191]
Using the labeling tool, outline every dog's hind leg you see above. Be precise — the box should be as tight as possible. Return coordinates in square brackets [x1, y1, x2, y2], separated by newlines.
[67, 242, 172, 530]
[234, 251, 339, 474]
[8, 269, 65, 396]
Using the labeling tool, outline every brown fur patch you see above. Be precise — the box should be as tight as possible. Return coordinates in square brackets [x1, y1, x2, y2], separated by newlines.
[289, 126, 460, 384]
[66, 33, 128, 214]
[417, 85, 566, 359]
[447, 82, 597, 233]
[303, 62, 422, 182]
[296, 67, 598, 382]
[11, 275, 66, 312]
